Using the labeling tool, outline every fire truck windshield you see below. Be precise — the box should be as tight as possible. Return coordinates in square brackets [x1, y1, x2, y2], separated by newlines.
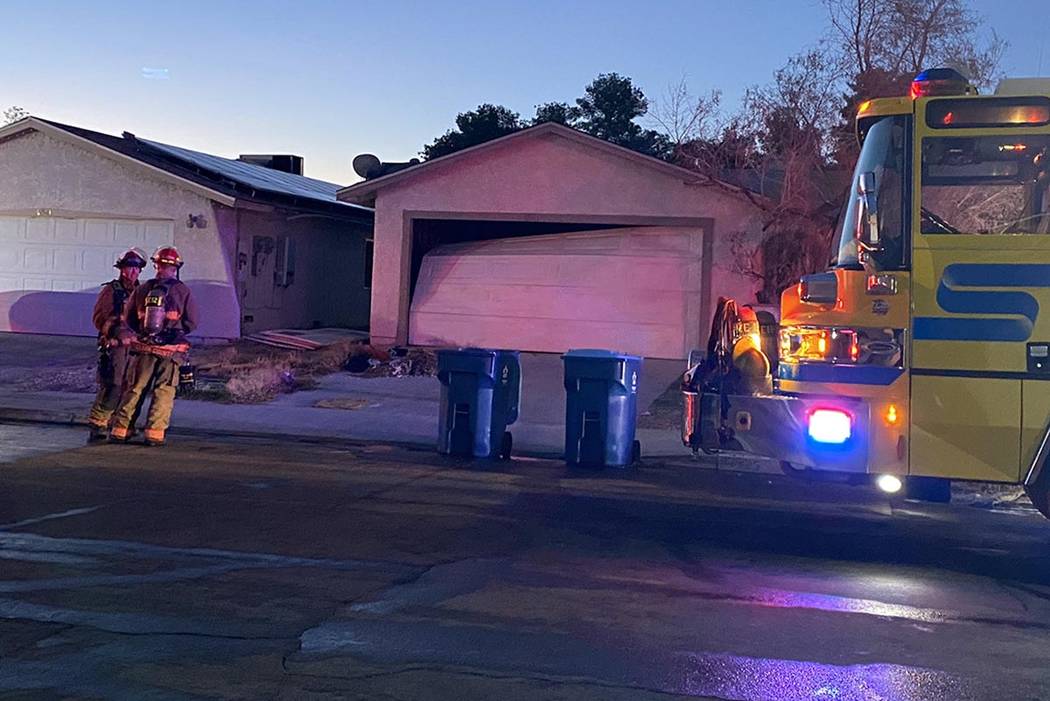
[833, 116, 907, 270]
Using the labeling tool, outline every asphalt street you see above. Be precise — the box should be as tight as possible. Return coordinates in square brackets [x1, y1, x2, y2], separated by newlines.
[1, 422, 1049, 700]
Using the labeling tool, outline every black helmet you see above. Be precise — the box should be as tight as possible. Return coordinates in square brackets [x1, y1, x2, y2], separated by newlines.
[114, 248, 148, 269]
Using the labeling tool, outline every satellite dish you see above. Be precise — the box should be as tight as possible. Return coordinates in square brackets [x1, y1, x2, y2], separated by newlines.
[352, 153, 381, 179]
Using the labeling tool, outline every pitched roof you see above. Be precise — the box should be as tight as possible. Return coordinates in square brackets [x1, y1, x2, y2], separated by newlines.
[1, 117, 371, 219]
[337, 122, 713, 205]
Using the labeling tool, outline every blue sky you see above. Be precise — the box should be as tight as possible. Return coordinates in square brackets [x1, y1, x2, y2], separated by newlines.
[1, 0, 1046, 184]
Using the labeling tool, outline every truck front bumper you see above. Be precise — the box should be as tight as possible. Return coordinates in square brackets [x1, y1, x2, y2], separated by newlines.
[683, 389, 871, 473]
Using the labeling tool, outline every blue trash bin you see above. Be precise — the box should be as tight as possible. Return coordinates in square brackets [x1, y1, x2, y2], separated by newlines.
[563, 349, 643, 467]
[437, 348, 521, 459]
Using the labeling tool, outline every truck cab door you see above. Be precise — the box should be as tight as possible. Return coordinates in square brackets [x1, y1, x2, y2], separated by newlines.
[910, 111, 1050, 483]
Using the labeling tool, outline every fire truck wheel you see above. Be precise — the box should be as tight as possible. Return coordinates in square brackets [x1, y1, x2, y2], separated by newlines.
[905, 476, 952, 503]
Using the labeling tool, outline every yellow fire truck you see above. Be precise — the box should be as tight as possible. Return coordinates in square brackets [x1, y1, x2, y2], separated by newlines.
[683, 68, 1050, 517]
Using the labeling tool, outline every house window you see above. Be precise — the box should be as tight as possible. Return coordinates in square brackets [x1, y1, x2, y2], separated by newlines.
[364, 238, 374, 289]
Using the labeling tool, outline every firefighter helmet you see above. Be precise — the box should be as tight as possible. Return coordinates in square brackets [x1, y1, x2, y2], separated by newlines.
[114, 248, 148, 269]
[151, 246, 183, 268]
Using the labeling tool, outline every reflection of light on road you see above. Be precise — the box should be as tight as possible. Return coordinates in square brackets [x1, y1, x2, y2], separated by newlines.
[675, 652, 966, 701]
[746, 588, 950, 623]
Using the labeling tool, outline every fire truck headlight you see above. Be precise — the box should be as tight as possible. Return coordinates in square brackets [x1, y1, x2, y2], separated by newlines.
[876, 474, 903, 494]
[807, 409, 852, 444]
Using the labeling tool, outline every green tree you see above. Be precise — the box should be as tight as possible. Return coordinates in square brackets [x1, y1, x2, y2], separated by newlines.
[420, 74, 674, 160]
[573, 73, 671, 158]
[2, 106, 28, 126]
[422, 104, 523, 160]
[531, 101, 576, 126]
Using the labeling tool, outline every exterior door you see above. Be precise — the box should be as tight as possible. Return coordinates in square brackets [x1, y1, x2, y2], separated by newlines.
[909, 107, 1050, 482]
[240, 234, 276, 331]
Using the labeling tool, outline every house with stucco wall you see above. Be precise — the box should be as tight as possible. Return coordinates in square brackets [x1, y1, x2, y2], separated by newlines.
[338, 122, 768, 360]
[0, 117, 373, 339]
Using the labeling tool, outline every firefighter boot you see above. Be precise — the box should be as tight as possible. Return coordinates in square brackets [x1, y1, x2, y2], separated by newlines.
[143, 428, 166, 447]
[108, 425, 132, 444]
[87, 424, 108, 444]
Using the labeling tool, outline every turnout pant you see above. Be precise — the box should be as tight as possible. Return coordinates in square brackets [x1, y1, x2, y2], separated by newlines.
[87, 345, 131, 429]
[110, 351, 180, 443]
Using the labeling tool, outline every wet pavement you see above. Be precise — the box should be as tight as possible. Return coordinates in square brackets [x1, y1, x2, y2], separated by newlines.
[1, 423, 1049, 699]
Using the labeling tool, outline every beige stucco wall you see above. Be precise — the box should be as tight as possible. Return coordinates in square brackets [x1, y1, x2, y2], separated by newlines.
[0, 129, 240, 338]
[357, 130, 766, 351]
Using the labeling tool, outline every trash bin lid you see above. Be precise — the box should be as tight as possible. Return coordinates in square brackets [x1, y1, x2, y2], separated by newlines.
[563, 348, 641, 361]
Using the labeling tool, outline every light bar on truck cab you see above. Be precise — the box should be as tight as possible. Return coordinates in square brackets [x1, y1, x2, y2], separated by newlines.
[910, 67, 972, 99]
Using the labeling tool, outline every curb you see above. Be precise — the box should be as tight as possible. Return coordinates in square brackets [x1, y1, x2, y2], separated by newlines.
[0, 407, 88, 427]
[0, 405, 569, 458]
[0, 405, 680, 462]
[0, 405, 433, 451]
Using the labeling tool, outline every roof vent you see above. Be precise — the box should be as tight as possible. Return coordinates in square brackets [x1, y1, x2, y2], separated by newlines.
[238, 154, 304, 176]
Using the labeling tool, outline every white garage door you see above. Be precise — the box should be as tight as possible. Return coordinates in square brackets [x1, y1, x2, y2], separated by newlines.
[0, 216, 174, 335]
[409, 226, 705, 359]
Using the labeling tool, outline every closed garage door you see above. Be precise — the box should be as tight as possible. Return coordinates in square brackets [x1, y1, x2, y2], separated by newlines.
[409, 226, 706, 359]
[0, 216, 174, 334]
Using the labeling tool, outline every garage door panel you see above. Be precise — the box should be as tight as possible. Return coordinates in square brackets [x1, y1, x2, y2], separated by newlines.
[53, 247, 81, 271]
[25, 219, 53, 242]
[54, 218, 80, 243]
[411, 312, 684, 356]
[23, 248, 53, 272]
[82, 248, 113, 273]
[425, 254, 700, 292]
[0, 216, 174, 334]
[410, 227, 704, 359]
[144, 222, 174, 246]
[83, 220, 114, 244]
[415, 282, 687, 322]
[0, 247, 21, 270]
[0, 218, 23, 242]
[114, 221, 142, 242]
[51, 279, 86, 292]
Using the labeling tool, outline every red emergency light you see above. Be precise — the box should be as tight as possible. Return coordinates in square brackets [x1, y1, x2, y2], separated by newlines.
[910, 68, 971, 99]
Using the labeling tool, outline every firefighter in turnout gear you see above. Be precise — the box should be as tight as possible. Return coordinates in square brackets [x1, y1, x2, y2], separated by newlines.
[86, 248, 148, 442]
[109, 246, 199, 446]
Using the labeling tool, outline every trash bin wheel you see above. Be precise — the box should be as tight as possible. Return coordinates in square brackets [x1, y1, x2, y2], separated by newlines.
[631, 439, 641, 464]
[499, 431, 513, 461]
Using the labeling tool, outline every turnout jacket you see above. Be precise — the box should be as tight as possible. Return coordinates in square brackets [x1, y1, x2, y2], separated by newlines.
[127, 277, 200, 353]
[91, 279, 138, 342]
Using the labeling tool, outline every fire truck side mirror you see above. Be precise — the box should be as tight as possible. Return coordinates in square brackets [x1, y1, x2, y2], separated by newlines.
[855, 171, 881, 250]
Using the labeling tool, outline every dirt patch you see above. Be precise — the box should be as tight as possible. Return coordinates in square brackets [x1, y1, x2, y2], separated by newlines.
[7, 364, 98, 393]
[313, 398, 377, 410]
[7, 337, 440, 404]
[187, 341, 438, 403]
[185, 339, 361, 403]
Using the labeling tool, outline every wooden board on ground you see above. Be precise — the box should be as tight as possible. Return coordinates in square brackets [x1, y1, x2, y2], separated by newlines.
[245, 328, 369, 350]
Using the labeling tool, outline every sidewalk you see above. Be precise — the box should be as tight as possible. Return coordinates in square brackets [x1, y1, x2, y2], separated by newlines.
[0, 349, 695, 459]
